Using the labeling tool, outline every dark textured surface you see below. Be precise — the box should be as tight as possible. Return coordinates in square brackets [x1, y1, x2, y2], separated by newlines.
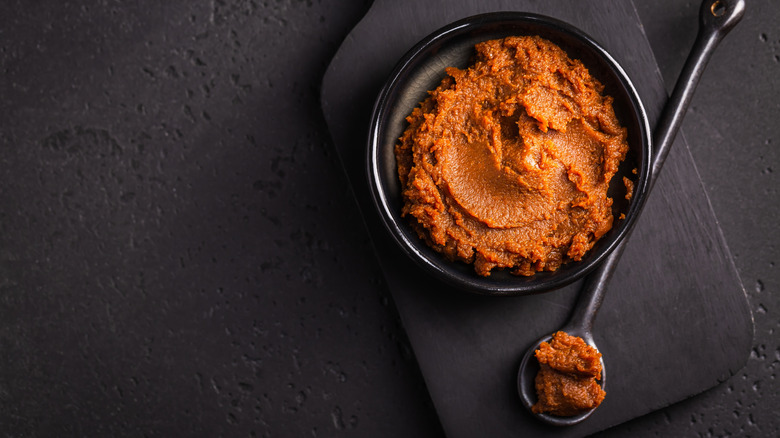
[0, 1, 777, 438]
[1, 1, 440, 436]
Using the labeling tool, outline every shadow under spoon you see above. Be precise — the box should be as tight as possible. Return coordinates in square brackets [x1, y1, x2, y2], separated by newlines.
[516, 0, 746, 426]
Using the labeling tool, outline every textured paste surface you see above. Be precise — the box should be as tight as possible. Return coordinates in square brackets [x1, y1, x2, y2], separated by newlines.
[396, 36, 628, 276]
[532, 331, 606, 416]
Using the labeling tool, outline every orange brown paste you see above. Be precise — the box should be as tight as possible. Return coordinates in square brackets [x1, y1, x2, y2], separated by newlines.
[532, 331, 605, 416]
[395, 36, 629, 276]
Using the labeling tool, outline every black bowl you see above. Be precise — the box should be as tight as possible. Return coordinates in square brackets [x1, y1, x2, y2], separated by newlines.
[367, 12, 652, 296]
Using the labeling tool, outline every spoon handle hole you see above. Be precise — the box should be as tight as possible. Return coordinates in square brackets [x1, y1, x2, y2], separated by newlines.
[710, 0, 726, 17]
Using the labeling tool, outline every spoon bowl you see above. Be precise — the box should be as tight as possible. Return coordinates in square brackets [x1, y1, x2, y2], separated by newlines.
[517, 328, 605, 426]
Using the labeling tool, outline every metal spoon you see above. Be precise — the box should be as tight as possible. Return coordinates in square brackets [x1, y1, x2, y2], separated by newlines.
[517, 0, 745, 426]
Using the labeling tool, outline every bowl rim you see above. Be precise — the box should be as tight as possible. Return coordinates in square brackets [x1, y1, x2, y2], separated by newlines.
[367, 11, 652, 296]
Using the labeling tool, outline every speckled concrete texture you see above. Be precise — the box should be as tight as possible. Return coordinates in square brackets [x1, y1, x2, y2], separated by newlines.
[1, 1, 439, 436]
[0, 0, 777, 437]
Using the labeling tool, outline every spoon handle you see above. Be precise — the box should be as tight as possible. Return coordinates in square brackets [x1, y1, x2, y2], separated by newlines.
[566, 0, 745, 337]
[650, 0, 745, 188]
[565, 241, 625, 335]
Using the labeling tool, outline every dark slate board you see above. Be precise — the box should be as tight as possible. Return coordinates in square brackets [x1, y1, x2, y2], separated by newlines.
[321, 1, 753, 436]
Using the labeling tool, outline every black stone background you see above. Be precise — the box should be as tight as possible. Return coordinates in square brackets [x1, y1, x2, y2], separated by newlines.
[0, 1, 777, 437]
